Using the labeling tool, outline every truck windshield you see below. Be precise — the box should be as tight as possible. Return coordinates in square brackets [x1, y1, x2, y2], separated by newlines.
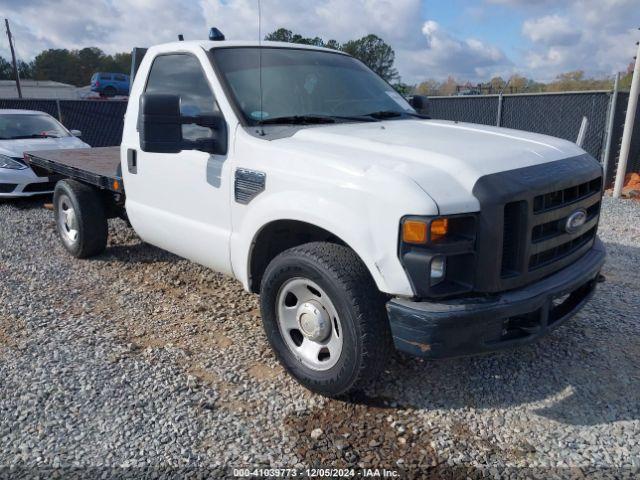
[210, 47, 415, 125]
[0, 114, 69, 140]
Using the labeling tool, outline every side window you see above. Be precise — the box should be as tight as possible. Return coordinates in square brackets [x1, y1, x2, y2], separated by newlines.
[115, 75, 126, 82]
[145, 54, 218, 142]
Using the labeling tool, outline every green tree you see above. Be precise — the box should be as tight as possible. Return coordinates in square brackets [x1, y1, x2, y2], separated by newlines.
[76, 47, 105, 85]
[341, 34, 398, 82]
[265, 28, 400, 83]
[393, 82, 413, 96]
[265, 28, 324, 46]
[33, 49, 82, 85]
[0, 57, 13, 80]
[18, 60, 33, 79]
[324, 39, 341, 51]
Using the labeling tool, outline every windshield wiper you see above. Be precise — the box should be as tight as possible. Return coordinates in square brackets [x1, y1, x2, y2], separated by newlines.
[9, 133, 62, 139]
[258, 114, 381, 126]
[362, 110, 430, 120]
[259, 115, 337, 125]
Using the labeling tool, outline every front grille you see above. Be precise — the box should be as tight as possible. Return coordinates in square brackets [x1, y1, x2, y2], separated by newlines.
[529, 226, 597, 270]
[533, 178, 602, 213]
[500, 174, 602, 283]
[0, 183, 17, 193]
[531, 201, 601, 243]
[23, 181, 56, 193]
[501, 201, 526, 277]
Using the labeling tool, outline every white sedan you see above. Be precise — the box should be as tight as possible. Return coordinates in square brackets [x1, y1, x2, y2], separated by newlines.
[0, 109, 90, 197]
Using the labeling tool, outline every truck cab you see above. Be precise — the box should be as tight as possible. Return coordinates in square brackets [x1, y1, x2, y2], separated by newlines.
[28, 39, 605, 397]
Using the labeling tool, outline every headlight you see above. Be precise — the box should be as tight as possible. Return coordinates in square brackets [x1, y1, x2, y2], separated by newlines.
[0, 155, 28, 170]
[399, 214, 477, 298]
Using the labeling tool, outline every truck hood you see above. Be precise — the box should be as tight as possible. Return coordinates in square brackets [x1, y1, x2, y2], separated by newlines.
[0, 136, 89, 158]
[282, 119, 587, 213]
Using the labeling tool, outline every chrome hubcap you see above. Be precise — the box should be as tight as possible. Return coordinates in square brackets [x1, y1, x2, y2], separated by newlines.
[276, 278, 343, 371]
[57, 195, 78, 246]
[297, 300, 331, 342]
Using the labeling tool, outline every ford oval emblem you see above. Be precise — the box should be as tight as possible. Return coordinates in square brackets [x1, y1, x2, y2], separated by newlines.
[565, 209, 587, 234]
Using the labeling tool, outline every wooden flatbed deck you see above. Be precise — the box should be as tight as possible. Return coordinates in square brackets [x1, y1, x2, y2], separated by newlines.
[25, 147, 123, 193]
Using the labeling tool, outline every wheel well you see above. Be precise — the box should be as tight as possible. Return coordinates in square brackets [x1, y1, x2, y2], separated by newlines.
[249, 220, 345, 293]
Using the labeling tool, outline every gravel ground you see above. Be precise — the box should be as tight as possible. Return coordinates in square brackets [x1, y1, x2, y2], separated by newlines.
[0, 195, 639, 478]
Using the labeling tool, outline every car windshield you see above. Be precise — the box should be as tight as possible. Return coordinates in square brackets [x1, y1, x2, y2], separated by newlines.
[0, 114, 69, 140]
[210, 47, 415, 125]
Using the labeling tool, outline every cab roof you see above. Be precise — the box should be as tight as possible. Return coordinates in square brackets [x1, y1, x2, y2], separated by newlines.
[148, 40, 349, 55]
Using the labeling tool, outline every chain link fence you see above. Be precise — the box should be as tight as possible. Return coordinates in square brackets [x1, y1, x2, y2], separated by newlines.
[427, 90, 639, 187]
[0, 98, 127, 148]
[1, 92, 639, 187]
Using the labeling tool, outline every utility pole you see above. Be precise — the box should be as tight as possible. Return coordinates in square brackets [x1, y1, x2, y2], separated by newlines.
[613, 35, 640, 198]
[4, 19, 22, 99]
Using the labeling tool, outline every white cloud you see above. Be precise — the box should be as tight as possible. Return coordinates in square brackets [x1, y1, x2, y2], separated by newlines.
[1, 0, 495, 83]
[397, 20, 511, 82]
[2, 0, 636, 85]
[200, 0, 424, 49]
[522, 15, 581, 46]
[519, 0, 640, 80]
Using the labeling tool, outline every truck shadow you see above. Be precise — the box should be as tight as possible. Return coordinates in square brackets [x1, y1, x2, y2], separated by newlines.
[355, 240, 640, 427]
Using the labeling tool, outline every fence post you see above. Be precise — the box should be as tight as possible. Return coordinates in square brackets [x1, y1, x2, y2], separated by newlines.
[496, 92, 503, 127]
[602, 73, 620, 184]
[55, 99, 62, 122]
[576, 116, 588, 147]
[614, 41, 640, 198]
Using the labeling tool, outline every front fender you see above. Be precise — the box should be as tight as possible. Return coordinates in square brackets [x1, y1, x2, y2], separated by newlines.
[230, 187, 435, 297]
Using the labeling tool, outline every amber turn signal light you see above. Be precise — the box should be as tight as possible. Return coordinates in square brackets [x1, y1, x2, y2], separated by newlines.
[430, 218, 449, 241]
[402, 220, 428, 244]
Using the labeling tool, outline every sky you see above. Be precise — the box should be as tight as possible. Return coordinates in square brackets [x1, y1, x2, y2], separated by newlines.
[1, 0, 639, 84]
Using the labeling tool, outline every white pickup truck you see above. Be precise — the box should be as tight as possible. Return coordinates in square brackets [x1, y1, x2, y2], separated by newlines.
[25, 38, 606, 397]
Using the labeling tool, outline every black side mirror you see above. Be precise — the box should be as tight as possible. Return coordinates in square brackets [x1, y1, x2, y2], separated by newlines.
[138, 93, 228, 155]
[409, 95, 429, 113]
[138, 93, 183, 153]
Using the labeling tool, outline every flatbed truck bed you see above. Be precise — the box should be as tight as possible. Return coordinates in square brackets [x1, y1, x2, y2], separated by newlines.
[25, 147, 123, 193]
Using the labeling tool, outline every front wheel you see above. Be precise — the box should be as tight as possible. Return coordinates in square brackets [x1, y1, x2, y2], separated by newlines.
[260, 242, 392, 397]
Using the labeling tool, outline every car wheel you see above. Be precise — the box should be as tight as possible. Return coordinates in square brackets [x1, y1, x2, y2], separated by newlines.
[53, 180, 108, 258]
[260, 242, 392, 397]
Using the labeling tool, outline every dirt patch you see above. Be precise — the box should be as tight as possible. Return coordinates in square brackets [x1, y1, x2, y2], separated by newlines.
[247, 363, 279, 381]
[284, 395, 442, 470]
[0, 315, 25, 349]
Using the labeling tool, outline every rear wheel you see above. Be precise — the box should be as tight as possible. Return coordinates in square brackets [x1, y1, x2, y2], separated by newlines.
[260, 242, 392, 397]
[53, 180, 108, 258]
[103, 86, 117, 97]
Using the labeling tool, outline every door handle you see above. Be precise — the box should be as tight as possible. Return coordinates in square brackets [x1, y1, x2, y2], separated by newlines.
[127, 149, 137, 174]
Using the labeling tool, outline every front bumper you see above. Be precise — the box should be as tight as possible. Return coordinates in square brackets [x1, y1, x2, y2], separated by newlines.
[386, 237, 606, 358]
[0, 167, 55, 197]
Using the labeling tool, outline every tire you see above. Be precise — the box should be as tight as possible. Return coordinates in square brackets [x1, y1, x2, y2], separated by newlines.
[53, 179, 108, 258]
[103, 86, 117, 98]
[260, 242, 392, 397]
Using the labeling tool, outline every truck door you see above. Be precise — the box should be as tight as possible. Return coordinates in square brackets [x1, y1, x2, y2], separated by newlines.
[122, 52, 233, 275]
